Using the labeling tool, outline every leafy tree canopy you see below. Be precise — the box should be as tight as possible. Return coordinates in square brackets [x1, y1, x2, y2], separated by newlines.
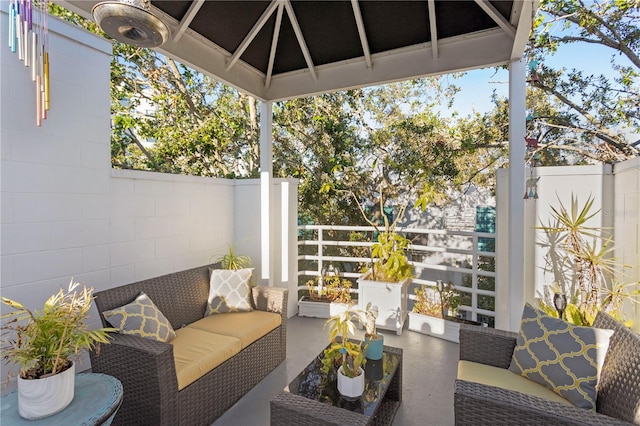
[48, 0, 638, 228]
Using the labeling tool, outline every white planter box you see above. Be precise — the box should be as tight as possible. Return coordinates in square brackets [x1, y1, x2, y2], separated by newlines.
[407, 312, 460, 343]
[297, 297, 352, 319]
[357, 277, 409, 335]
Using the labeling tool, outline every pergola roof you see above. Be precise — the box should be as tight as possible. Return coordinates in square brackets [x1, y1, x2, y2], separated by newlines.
[61, 0, 537, 101]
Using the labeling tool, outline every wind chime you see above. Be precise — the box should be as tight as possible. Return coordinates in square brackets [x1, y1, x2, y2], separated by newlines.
[524, 59, 541, 200]
[8, 0, 50, 126]
[524, 136, 540, 199]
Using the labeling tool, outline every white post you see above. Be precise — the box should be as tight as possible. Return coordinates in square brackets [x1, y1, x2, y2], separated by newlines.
[508, 58, 527, 331]
[260, 101, 273, 285]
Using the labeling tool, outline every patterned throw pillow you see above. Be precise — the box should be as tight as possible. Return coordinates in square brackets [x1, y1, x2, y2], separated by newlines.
[508, 303, 613, 410]
[103, 292, 176, 342]
[205, 268, 254, 315]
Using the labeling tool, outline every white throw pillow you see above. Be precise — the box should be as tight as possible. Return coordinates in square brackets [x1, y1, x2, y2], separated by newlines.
[205, 268, 254, 315]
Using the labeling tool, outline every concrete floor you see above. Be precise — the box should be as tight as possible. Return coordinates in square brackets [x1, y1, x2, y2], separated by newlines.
[213, 315, 459, 426]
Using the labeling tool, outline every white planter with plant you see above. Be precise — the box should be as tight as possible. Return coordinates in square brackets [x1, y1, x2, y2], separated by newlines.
[408, 282, 462, 343]
[321, 305, 367, 399]
[358, 275, 410, 335]
[1, 281, 113, 420]
[17, 361, 76, 419]
[337, 365, 365, 398]
[408, 312, 461, 343]
[326, 187, 415, 336]
[298, 274, 353, 319]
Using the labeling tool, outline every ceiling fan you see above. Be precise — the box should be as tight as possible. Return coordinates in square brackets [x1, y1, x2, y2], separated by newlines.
[92, 0, 169, 48]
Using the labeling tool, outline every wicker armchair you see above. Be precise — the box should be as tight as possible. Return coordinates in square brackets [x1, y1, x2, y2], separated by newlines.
[455, 312, 640, 426]
[89, 264, 288, 426]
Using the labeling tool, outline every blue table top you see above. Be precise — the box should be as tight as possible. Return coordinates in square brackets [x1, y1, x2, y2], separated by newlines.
[1, 373, 123, 425]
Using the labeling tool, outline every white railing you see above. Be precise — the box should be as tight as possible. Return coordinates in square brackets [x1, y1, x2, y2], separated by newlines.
[297, 224, 497, 325]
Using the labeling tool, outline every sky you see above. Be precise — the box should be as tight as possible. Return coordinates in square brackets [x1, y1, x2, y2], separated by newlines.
[445, 41, 629, 118]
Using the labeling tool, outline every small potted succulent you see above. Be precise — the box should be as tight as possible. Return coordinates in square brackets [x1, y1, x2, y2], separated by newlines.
[359, 302, 384, 360]
[321, 304, 368, 398]
[1, 281, 113, 419]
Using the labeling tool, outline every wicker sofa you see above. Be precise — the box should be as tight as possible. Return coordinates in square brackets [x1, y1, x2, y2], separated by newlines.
[455, 312, 640, 425]
[89, 264, 288, 426]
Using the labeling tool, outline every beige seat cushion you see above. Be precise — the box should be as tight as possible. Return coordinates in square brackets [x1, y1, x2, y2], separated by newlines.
[170, 327, 241, 391]
[458, 360, 572, 406]
[189, 311, 282, 349]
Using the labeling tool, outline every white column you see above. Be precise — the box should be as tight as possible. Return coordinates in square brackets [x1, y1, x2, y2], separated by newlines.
[508, 58, 527, 331]
[260, 101, 273, 285]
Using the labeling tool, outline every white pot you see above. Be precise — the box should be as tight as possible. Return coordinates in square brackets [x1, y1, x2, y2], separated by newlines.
[298, 298, 354, 319]
[408, 312, 460, 343]
[337, 365, 365, 398]
[18, 361, 75, 420]
[357, 276, 410, 335]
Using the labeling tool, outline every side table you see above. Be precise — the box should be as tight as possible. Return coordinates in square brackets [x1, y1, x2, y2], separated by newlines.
[1, 373, 123, 425]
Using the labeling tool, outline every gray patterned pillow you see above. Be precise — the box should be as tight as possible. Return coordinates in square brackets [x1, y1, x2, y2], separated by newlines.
[205, 268, 254, 315]
[103, 292, 176, 342]
[508, 303, 613, 410]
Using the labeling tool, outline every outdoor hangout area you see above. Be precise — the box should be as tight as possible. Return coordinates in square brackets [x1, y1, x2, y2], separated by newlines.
[1, 1, 639, 425]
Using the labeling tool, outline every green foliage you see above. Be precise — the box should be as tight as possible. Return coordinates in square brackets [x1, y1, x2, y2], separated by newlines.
[305, 275, 352, 303]
[213, 246, 252, 270]
[369, 231, 414, 282]
[526, 0, 639, 162]
[536, 194, 639, 326]
[321, 306, 367, 378]
[413, 283, 461, 318]
[1, 282, 114, 379]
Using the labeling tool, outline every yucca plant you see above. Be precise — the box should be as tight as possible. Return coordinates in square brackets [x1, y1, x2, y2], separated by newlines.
[214, 246, 253, 270]
[1, 281, 114, 380]
[537, 194, 639, 326]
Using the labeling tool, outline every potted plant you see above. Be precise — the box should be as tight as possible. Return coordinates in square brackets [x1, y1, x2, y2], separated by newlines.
[299, 268, 353, 318]
[536, 194, 639, 326]
[359, 302, 384, 360]
[1, 281, 113, 420]
[354, 195, 415, 336]
[321, 305, 368, 399]
[408, 281, 470, 343]
[213, 245, 253, 270]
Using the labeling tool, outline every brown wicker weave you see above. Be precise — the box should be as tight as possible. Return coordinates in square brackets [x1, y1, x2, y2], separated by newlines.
[89, 264, 288, 426]
[455, 312, 639, 426]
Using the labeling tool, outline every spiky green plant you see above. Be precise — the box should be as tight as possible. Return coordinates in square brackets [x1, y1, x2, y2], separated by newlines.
[214, 246, 253, 270]
[537, 194, 639, 326]
[1, 281, 114, 379]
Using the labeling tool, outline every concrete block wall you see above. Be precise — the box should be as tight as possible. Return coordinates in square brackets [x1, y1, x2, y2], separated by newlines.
[613, 158, 640, 330]
[108, 170, 235, 287]
[1, 14, 114, 317]
[496, 163, 639, 330]
[0, 13, 249, 315]
[1, 12, 302, 386]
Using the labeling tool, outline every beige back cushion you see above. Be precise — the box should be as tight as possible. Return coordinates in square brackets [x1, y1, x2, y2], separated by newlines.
[189, 310, 282, 349]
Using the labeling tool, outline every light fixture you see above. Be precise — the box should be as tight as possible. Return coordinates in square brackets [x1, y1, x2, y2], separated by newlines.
[553, 292, 567, 320]
[92, 0, 169, 48]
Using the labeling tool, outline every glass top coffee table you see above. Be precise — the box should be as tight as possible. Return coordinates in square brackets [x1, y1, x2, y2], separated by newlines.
[271, 345, 402, 426]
